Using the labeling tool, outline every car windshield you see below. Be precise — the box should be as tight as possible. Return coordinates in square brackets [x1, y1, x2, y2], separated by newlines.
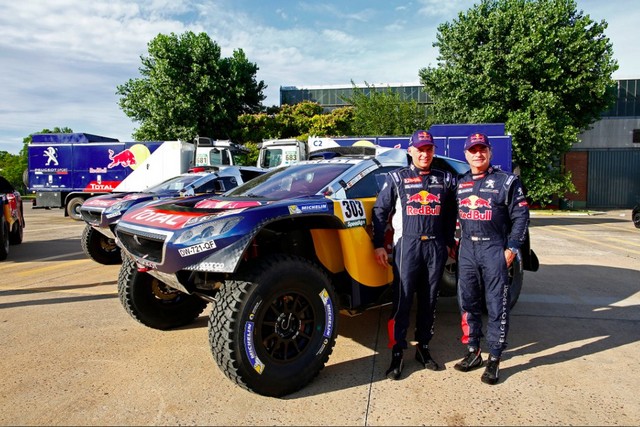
[146, 174, 206, 193]
[225, 163, 353, 200]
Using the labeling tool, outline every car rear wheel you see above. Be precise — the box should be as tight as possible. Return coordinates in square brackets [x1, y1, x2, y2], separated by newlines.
[0, 217, 9, 261]
[117, 256, 208, 330]
[81, 224, 121, 265]
[440, 255, 524, 310]
[208, 254, 338, 397]
[9, 220, 23, 245]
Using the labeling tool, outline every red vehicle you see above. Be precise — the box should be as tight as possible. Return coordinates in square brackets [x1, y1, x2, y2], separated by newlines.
[0, 176, 25, 260]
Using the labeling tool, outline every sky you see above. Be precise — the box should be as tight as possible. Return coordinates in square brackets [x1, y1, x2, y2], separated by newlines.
[1, 0, 638, 154]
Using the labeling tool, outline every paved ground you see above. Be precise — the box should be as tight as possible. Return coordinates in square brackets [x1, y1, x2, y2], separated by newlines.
[0, 207, 638, 426]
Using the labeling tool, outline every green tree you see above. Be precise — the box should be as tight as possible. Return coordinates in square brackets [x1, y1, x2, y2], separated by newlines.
[117, 31, 266, 143]
[1, 127, 74, 194]
[419, 0, 617, 205]
[308, 106, 355, 138]
[344, 82, 429, 136]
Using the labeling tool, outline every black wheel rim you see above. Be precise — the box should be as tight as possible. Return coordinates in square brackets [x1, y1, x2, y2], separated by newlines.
[255, 291, 316, 363]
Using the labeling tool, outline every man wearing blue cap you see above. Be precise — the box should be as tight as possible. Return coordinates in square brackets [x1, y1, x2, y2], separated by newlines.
[372, 129, 457, 380]
[454, 132, 530, 385]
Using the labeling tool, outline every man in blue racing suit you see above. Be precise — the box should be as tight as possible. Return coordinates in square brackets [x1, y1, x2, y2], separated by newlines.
[453, 132, 530, 385]
[372, 130, 457, 380]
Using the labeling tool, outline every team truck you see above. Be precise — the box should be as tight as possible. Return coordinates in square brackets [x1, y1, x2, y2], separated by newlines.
[255, 123, 513, 171]
[256, 138, 310, 168]
[26, 133, 248, 220]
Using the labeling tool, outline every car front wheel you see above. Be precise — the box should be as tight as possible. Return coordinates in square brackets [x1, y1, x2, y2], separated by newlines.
[208, 254, 338, 397]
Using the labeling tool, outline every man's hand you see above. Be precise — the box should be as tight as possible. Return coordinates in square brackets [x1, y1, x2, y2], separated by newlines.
[374, 247, 390, 267]
[504, 248, 517, 267]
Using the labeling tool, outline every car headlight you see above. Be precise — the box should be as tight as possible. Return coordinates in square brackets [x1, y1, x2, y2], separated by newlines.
[104, 200, 136, 215]
[174, 216, 242, 245]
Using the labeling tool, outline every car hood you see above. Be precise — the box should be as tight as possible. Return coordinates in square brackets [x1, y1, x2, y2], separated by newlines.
[82, 191, 156, 210]
[119, 194, 332, 231]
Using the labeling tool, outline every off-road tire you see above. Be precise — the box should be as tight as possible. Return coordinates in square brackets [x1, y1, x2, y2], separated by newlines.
[439, 256, 457, 297]
[81, 224, 121, 265]
[633, 205, 640, 229]
[117, 256, 208, 330]
[0, 217, 9, 261]
[508, 255, 524, 309]
[443, 256, 524, 310]
[208, 254, 338, 397]
[9, 220, 23, 245]
[66, 197, 85, 221]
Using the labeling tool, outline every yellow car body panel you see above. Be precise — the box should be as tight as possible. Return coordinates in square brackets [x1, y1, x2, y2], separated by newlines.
[310, 198, 392, 288]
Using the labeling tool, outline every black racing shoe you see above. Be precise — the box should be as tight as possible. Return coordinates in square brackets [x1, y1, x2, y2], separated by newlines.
[415, 344, 441, 371]
[453, 347, 483, 372]
[481, 355, 500, 385]
[386, 350, 404, 380]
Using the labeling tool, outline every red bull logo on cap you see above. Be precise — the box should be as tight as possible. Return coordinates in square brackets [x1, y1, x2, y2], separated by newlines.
[458, 195, 492, 220]
[406, 190, 441, 216]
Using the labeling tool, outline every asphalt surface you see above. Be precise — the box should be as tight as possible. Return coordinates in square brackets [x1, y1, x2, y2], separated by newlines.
[0, 207, 638, 426]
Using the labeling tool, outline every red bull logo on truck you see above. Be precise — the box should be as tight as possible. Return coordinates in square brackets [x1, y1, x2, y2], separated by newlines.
[406, 191, 441, 216]
[459, 195, 492, 220]
[107, 144, 151, 169]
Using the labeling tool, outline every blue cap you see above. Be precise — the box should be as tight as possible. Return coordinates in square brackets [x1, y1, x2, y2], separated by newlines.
[409, 130, 435, 148]
[464, 133, 491, 150]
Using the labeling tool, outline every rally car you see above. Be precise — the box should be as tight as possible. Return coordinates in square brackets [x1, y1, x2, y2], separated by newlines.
[79, 166, 266, 264]
[114, 148, 537, 397]
[0, 176, 25, 260]
[633, 203, 640, 229]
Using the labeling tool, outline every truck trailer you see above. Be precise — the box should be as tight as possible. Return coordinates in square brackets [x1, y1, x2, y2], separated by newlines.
[26, 133, 245, 220]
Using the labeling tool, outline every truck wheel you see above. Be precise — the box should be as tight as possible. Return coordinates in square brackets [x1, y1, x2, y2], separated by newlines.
[9, 220, 23, 245]
[0, 217, 9, 261]
[81, 224, 121, 265]
[66, 197, 84, 221]
[208, 254, 338, 397]
[117, 256, 208, 330]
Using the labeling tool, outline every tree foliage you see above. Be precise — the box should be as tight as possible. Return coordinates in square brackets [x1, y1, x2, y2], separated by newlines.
[117, 31, 266, 143]
[419, 0, 617, 204]
[344, 82, 429, 135]
[237, 101, 355, 143]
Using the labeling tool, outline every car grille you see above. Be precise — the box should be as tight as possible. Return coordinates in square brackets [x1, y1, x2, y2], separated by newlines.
[80, 209, 102, 223]
[116, 225, 166, 263]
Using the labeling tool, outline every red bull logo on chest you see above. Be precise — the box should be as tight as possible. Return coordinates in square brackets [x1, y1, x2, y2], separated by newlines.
[406, 190, 441, 216]
[459, 195, 492, 220]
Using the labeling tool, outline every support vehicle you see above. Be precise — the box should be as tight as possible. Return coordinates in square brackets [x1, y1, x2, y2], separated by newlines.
[113, 147, 538, 397]
[79, 166, 266, 265]
[0, 175, 25, 260]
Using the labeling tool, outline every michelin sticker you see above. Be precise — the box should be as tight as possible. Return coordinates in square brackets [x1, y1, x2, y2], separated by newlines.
[244, 321, 265, 374]
[288, 203, 329, 214]
[340, 199, 366, 228]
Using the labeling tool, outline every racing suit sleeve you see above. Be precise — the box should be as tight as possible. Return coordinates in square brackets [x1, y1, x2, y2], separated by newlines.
[372, 173, 397, 249]
[506, 175, 530, 250]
